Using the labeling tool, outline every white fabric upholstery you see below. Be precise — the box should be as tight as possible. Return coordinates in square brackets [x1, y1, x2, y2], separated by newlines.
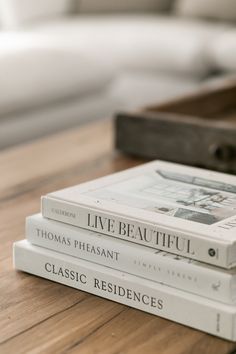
[0, 13, 233, 149]
[36, 15, 228, 76]
[110, 72, 201, 110]
[175, 0, 236, 22]
[0, 71, 203, 149]
[210, 29, 236, 72]
[0, 0, 72, 29]
[0, 33, 113, 116]
[0, 90, 117, 150]
[77, 0, 172, 13]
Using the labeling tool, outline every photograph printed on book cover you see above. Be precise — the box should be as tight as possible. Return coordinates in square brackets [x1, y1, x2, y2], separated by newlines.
[84, 169, 236, 225]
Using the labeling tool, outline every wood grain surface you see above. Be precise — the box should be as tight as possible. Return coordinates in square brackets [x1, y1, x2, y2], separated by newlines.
[1, 119, 236, 354]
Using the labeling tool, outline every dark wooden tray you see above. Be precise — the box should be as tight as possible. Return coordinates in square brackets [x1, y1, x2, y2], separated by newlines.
[115, 79, 236, 173]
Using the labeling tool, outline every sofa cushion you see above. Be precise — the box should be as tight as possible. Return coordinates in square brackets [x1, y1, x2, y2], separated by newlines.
[110, 72, 201, 110]
[210, 29, 236, 72]
[175, 0, 236, 22]
[35, 15, 228, 77]
[0, 90, 117, 149]
[77, 0, 172, 13]
[0, 33, 113, 116]
[0, 0, 72, 29]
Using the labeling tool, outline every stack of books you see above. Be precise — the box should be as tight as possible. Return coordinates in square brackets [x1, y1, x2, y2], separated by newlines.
[13, 160, 236, 341]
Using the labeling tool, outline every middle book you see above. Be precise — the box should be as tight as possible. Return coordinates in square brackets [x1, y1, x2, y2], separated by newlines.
[26, 214, 236, 305]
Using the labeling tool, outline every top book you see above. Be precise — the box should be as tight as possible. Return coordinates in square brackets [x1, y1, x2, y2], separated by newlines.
[42, 160, 236, 269]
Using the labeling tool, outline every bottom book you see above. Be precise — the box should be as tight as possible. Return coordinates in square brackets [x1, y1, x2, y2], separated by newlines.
[14, 240, 236, 341]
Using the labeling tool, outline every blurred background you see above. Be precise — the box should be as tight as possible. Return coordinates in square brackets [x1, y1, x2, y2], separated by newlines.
[0, 0, 235, 150]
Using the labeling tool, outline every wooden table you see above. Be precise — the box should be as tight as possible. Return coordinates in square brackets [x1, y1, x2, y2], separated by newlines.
[1, 119, 236, 354]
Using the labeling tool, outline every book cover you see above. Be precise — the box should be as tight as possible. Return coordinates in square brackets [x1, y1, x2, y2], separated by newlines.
[42, 160, 236, 268]
[27, 213, 236, 304]
[13, 240, 236, 341]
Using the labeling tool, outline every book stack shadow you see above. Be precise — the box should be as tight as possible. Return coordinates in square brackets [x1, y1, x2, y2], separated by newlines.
[13, 160, 236, 341]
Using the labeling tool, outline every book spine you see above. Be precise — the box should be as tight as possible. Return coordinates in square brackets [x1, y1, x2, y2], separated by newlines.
[26, 215, 235, 304]
[42, 196, 229, 268]
[13, 240, 236, 341]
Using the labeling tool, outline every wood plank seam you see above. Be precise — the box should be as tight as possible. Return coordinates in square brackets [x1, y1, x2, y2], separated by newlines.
[61, 307, 127, 354]
[0, 295, 88, 346]
[0, 153, 113, 204]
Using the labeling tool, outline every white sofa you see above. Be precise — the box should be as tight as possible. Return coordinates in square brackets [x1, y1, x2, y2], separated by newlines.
[0, 0, 235, 149]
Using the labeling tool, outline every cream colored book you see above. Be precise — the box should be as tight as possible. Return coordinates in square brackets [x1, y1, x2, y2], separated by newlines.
[14, 240, 236, 341]
[42, 160, 236, 268]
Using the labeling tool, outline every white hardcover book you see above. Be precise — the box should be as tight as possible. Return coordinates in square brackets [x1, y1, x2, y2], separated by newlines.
[27, 214, 236, 304]
[42, 160, 236, 268]
[14, 240, 236, 341]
